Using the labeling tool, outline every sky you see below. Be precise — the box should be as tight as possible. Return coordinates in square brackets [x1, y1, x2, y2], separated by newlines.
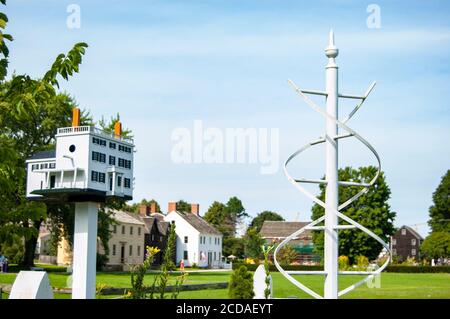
[5, 1, 450, 237]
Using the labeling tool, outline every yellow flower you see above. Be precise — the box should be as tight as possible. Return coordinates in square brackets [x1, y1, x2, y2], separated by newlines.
[146, 246, 161, 257]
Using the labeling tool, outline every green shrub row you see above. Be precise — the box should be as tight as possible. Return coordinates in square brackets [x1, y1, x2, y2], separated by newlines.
[232, 263, 450, 273]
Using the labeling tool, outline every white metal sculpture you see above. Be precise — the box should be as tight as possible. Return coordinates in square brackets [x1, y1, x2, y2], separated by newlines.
[273, 30, 391, 299]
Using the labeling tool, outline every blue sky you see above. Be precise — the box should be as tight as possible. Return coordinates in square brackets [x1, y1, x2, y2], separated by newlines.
[6, 1, 450, 237]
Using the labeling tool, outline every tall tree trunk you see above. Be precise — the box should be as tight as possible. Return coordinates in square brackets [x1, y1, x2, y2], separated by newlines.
[21, 220, 42, 267]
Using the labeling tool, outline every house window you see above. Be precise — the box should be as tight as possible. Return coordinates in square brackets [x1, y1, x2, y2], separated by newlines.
[137, 246, 141, 257]
[113, 225, 117, 234]
[129, 245, 133, 256]
[209, 237, 211, 244]
[392, 249, 397, 255]
[183, 251, 188, 260]
[151, 234, 155, 241]
[91, 171, 99, 182]
[138, 227, 141, 236]
[122, 226, 125, 234]
[392, 238, 396, 245]
[92, 151, 106, 163]
[214, 252, 216, 261]
[184, 236, 188, 244]
[130, 226, 133, 235]
[124, 178, 131, 188]
[401, 228, 406, 235]
[218, 238, 220, 246]
[109, 156, 116, 165]
[112, 244, 116, 256]
[411, 249, 416, 256]
[411, 239, 416, 246]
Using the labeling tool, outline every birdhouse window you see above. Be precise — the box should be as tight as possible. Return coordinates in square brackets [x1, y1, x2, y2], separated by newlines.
[92, 151, 106, 163]
[109, 142, 116, 149]
[124, 178, 131, 188]
[109, 156, 116, 165]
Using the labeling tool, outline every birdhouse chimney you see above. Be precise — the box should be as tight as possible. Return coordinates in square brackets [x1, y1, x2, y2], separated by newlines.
[191, 203, 199, 216]
[168, 202, 176, 213]
[72, 108, 80, 127]
[114, 121, 122, 138]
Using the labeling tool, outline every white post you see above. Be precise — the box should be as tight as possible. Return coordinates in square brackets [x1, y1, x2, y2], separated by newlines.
[72, 202, 98, 299]
[324, 30, 339, 299]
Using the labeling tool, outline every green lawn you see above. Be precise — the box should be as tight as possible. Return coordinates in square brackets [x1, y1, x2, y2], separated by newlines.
[1, 270, 449, 299]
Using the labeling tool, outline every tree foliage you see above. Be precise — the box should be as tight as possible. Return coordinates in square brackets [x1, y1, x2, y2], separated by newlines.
[428, 170, 450, 233]
[223, 237, 245, 258]
[249, 210, 284, 233]
[228, 266, 254, 299]
[175, 200, 191, 213]
[311, 166, 396, 263]
[204, 197, 246, 238]
[276, 244, 298, 265]
[420, 232, 450, 259]
[243, 227, 264, 259]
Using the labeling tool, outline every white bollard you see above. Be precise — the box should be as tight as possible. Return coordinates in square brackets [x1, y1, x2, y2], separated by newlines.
[253, 264, 272, 299]
[9, 271, 54, 299]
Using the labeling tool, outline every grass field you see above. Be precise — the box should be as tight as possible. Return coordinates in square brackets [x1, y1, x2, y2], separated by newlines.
[1, 270, 449, 299]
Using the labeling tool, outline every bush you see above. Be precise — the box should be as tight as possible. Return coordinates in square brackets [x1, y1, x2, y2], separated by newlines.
[232, 262, 450, 273]
[276, 245, 298, 265]
[228, 266, 254, 299]
[96, 253, 109, 271]
[356, 256, 369, 270]
[338, 256, 349, 270]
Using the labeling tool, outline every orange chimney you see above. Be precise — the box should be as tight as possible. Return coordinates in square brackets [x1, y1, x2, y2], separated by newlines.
[168, 202, 176, 212]
[114, 121, 122, 138]
[72, 108, 80, 127]
[139, 204, 149, 217]
[150, 202, 157, 214]
[191, 203, 199, 216]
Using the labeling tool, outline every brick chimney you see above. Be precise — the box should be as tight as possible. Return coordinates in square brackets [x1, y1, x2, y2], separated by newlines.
[150, 201, 157, 214]
[191, 203, 199, 216]
[168, 201, 176, 213]
[139, 204, 149, 217]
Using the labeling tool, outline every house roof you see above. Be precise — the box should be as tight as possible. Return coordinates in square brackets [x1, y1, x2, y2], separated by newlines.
[28, 150, 56, 160]
[397, 225, 424, 240]
[141, 216, 170, 235]
[175, 211, 222, 235]
[260, 221, 311, 239]
[111, 210, 145, 226]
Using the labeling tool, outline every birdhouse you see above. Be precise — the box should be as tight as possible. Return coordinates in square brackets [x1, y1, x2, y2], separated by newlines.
[25, 108, 134, 202]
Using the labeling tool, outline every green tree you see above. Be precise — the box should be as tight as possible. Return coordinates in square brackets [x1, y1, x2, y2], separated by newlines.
[249, 211, 284, 233]
[420, 232, 450, 259]
[125, 198, 161, 214]
[204, 197, 246, 238]
[223, 237, 245, 258]
[228, 266, 254, 299]
[428, 170, 450, 233]
[98, 113, 133, 139]
[176, 200, 191, 213]
[243, 227, 264, 259]
[311, 166, 396, 263]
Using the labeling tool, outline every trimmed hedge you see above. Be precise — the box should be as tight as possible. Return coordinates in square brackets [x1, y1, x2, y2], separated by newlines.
[232, 263, 450, 273]
[384, 266, 450, 273]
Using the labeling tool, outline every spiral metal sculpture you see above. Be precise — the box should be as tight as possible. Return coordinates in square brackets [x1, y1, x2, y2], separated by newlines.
[273, 31, 391, 299]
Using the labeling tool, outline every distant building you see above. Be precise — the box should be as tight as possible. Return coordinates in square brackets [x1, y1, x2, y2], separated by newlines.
[390, 226, 424, 261]
[138, 203, 173, 266]
[164, 202, 223, 268]
[101, 209, 146, 271]
[259, 221, 320, 264]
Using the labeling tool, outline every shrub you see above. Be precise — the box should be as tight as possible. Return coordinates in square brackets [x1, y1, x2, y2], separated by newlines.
[228, 266, 254, 299]
[96, 253, 108, 271]
[356, 256, 369, 270]
[338, 256, 349, 270]
[277, 245, 298, 265]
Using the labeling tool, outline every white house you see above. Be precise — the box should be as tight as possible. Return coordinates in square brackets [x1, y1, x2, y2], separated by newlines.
[164, 202, 223, 268]
[25, 108, 134, 202]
